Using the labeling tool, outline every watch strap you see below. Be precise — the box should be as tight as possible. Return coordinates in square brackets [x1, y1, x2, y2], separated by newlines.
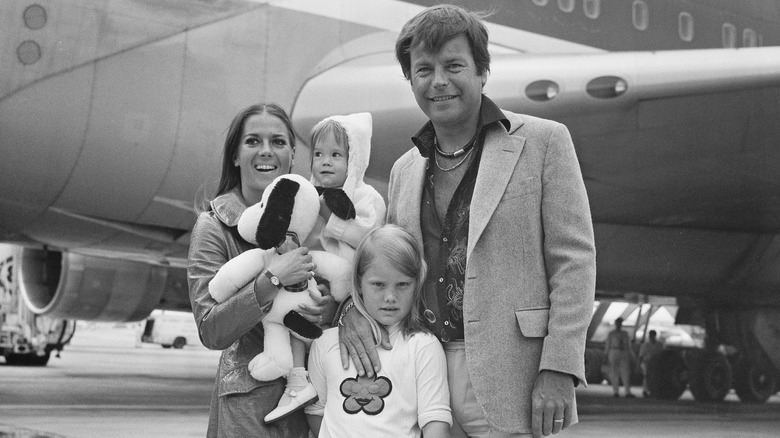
[264, 269, 283, 288]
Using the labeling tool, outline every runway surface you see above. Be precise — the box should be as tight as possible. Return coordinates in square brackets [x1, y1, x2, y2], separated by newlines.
[1, 324, 779, 437]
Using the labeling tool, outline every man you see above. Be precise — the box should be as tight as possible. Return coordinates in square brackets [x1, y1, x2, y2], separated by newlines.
[604, 317, 636, 398]
[638, 329, 664, 397]
[338, 5, 596, 437]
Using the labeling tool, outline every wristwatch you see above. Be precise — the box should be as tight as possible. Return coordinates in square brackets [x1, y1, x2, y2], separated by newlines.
[264, 270, 283, 288]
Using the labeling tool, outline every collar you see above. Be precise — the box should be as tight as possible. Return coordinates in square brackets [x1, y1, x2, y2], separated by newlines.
[412, 95, 509, 158]
[387, 322, 404, 339]
[209, 187, 248, 227]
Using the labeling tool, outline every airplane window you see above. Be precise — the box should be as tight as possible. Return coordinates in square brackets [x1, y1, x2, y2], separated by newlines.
[532, 0, 549, 6]
[584, 0, 601, 19]
[586, 76, 628, 99]
[17, 40, 42, 65]
[722, 23, 737, 48]
[23, 5, 47, 30]
[678, 12, 694, 42]
[525, 80, 560, 102]
[743, 29, 758, 47]
[558, 0, 575, 13]
[632, 1, 649, 31]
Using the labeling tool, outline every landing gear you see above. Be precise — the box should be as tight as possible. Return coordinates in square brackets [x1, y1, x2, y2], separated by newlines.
[646, 348, 779, 403]
[646, 350, 688, 400]
[734, 363, 777, 404]
[688, 351, 732, 402]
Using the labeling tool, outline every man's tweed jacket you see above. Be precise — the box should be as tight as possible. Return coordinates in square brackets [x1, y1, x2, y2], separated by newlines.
[386, 109, 596, 433]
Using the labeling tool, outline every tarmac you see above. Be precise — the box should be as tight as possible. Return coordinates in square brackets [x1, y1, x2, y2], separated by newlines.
[1, 324, 778, 438]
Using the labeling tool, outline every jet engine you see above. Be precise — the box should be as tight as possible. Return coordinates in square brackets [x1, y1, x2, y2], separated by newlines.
[18, 248, 190, 322]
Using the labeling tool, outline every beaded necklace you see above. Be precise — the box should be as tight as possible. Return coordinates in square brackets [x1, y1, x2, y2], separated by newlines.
[434, 147, 474, 172]
[434, 133, 477, 159]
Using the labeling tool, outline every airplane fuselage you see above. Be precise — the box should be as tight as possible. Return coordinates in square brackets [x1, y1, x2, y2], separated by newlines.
[1, 0, 779, 308]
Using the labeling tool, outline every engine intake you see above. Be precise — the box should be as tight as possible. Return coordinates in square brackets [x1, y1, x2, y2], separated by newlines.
[19, 248, 189, 322]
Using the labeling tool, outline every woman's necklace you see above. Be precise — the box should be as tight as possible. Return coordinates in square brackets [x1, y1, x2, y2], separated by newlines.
[435, 147, 474, 172]
[434, 134, 477, 158]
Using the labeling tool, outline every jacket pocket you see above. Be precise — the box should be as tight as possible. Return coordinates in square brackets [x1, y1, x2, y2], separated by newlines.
[501, 176, 540, 201]
[219, 366, 274, 397]
[515, 307, 549, 338]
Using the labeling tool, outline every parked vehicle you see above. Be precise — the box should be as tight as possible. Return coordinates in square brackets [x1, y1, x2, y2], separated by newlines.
[140, 310, 199, 349]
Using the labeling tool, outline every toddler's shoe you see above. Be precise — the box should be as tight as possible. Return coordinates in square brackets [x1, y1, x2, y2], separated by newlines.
[264, 370, 318, 424]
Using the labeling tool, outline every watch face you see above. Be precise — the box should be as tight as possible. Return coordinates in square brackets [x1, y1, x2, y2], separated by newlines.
[265, 270, 281, 287]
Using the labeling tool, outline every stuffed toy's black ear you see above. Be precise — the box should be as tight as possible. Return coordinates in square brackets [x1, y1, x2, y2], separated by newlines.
[321, 188, 356, 220]
[256, 178, 299, 249]
[283, 310, 323, 340]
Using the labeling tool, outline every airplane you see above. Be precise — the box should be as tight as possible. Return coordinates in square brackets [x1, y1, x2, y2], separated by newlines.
[1, 0, 779, 403]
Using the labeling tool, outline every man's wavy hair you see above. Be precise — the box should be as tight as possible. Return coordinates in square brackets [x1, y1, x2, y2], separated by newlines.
[395, 4, 492, 81]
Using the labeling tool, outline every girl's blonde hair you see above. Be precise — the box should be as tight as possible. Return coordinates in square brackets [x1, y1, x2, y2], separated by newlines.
[351, 224, 429, 342]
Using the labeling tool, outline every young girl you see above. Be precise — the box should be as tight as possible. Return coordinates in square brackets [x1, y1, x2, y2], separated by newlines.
[265, 112, 386, 423]
[305, 225, 451, 438]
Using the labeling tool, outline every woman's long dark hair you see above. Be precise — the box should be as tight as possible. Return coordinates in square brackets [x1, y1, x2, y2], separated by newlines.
[215, 103, 296, 197]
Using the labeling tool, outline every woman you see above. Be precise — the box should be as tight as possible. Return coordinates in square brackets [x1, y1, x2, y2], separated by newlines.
[188, 103, 336, 437]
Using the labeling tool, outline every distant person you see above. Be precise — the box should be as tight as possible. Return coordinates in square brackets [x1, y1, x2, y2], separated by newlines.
[265, 112, 387, 423]
[338, 5, 596, 437]
[187, 103, 337, 437]
[305, 225, 451, 438]
[605, 317, 636, 398]
[638, 329, 664, 398]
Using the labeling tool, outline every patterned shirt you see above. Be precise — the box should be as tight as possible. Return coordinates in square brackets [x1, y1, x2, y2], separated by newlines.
[411, 96, 509, 343]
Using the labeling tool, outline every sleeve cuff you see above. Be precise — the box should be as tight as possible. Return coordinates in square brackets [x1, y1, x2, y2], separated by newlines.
[252, 273, 276, 317]
[419, 411, 453, 428]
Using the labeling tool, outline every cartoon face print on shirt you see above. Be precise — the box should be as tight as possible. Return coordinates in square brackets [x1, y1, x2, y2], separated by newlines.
[340, 374, 392, 415]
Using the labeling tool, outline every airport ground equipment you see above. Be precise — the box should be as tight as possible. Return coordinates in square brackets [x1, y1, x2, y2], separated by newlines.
[585, 300, 780, 404]
[0, 244, 75, 365]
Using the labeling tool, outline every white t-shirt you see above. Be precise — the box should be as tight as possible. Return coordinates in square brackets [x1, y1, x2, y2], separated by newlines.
[306, 324, 451, 438]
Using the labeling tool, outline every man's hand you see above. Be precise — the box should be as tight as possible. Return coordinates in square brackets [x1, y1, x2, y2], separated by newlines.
[531, 370, 575, 438]
[337, 304, 391, 377]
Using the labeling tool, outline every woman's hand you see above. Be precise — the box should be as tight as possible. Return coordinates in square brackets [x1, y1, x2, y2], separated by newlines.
[266, 246, 314, 286]
[297, 286, 337, 327]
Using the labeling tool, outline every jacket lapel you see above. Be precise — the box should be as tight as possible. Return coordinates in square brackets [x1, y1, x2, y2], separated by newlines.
[468, 116, 525, 260]
[396, 155, 427, 249]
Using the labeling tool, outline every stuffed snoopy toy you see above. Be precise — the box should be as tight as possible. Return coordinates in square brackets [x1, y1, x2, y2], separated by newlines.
[208, 173, 352, 384]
